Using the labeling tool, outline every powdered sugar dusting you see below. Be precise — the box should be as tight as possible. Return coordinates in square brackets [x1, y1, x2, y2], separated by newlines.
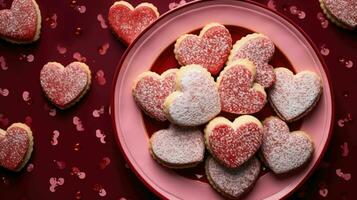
[133, 69, 177, 121]
[261, 117, 314, 174]
[151, 125, 204, 166]
[166, 66, 221, 126]
[206, 157, 260, 199]
[218, 63, 266, 114]
[323, 0, 357, 28]
[0, 0, 39, 42]
[268, 68, 322, 121]
[175, 24, 232, 75]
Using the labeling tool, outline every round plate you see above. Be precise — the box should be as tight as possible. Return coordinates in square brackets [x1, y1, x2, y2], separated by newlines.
[111, 0, 334, 199]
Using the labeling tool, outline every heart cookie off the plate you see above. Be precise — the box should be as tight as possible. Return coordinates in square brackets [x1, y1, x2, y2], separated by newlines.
[205, 115, 263, 169]
[261, 116, 314, 174]
[0, 0, 41, 43]
[150, 124, 205, 169]
[164, 65, 221, 126]
[0, 123, 34, 171]
[132, 69, 178, 121]
[320, 0, 357, 29]
[174, 23, 232, 75]
[108, 1, 159, 45]
[268, 67, 322, 122]
[206, 156, 261, 199]
[40, 62, 91, 109]
[217, 59, 267, 114]
[227, 33, 276, 88]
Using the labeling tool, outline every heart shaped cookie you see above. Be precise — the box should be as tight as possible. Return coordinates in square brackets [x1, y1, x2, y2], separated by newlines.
[150, 124, 205, 168]
[217, 59, 267, 114]
[268, 68, 322, 122]
[0, 123, 33, 171]
[206, 156, 261, 199]
[132, 69, 178, 121]
[40, 62, 91, 109]
[320, 0, 357, 29]
[164, 65, 221, 126]
[108, 1, 159, 45]
[227, 33, 276, 88]
[261, 116, 314, 174]
[174, 23, 232, 75]
[0, 0, 41, 43]
[205, 115, 263, 168]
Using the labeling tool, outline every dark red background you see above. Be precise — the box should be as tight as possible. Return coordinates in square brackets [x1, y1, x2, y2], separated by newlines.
[0, 0, 356, 199]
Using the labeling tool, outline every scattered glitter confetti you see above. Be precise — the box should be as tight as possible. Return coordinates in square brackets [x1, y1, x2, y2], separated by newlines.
[73, 52, 86, 62]
[74, 143, 80, 151]
[45, 14, 58, 29]
[195, 174, 203, 179]
[73, 116, 85, 131]
[93, 106, 105, 117]
[320, 44, 330, 56]
[0, 88, 9, 97]
[51, 130, 60, 146]
[97, 14, 108, 29]
[26, 163, 34, 172]
[54, 160, 66, 170]
[124, 163, 129, 169]
[343, 90, 349, 99]
[96, 129, 106, 144]
[70, 0, 77, 8]
[99, 189, 107, 197]
[49, 177, 65, 192]
[74, 27, 82, 35]
[339, 57, 354, 68]
[340, 142, 349, 157]
[337, 113, 353, 127]
[44, 104, 57, 117]
[76, 5, 86, 14]
[0, 113, 9, 126]
[27, 54, 34, 62]
[2, 176, 9, 185]
[56, 45, 67, 55]
[93, 184, 107, 197]
[24, 116, 32, 127]
[71, 167, 86, 179]
[98, 43, 110, 55]
[95, 70, 106, 86]
[336, 169, 351, 181]
[288, 5, 306, 19]
[99, 157, 111, 169]
[317, 12, 329, 28]
[22, 91, 32, 105]
[74, 190, 82, 199]
[118, 198, 127, 200]
[267, 0, 277, 11]
[319, 188, 328, 197]
[169, 0, 187, 10]
[0, 56, 7, 70]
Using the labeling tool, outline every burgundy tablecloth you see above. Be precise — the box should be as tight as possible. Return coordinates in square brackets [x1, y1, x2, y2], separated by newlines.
[0, 0, 356, 199]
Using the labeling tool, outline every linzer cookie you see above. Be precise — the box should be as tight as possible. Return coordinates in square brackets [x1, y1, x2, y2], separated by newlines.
[205, 115, 263, 168]
[320, 0, 357, 30]
[268, 68, 322, 122]
[217, 59, 267, 114]
[227, 33, 276, 88]
[0, 123, 34, 171]
[132, 69, 178, 121]
[261, 116, 314, 174]
[149, 124, 205, 169]
[40, 62, 91, 109]
[0, 0, 41, 43]
[174, 23, 232, 75]
[164, 65, 221, 126]
[108, 1, 159, 45]
[206, 156, 261, 199]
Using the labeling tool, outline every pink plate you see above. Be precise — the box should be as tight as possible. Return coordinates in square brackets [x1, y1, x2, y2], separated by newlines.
[111, 0, 334, 199]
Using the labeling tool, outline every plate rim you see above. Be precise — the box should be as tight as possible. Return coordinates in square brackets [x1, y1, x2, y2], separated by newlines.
[110, 0, 335, 199]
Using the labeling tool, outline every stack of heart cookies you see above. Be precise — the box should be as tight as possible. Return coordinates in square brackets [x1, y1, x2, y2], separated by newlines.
[132, 23, 323, 199]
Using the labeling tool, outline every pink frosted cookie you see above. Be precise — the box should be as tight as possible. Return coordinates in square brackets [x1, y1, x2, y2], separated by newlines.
[320, 0, 357, 30]
[40, 62, 91, 109]
[164, 65, 221, 126]
[149, 124, 205, 168]
[227, 33, 276, 88]
[0, 0, 41, 43]
[108, 1, 159, 45]
[205, 115, 263, 169]
[206, 156, 261, 199]
[268, 68, 323, 122]
[174, 23, 232, 75]
[132, 69, 178, 121]
[217, 59, 267, 114]
[261, 116, 314, 174]
[0, 123, 34, 171]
